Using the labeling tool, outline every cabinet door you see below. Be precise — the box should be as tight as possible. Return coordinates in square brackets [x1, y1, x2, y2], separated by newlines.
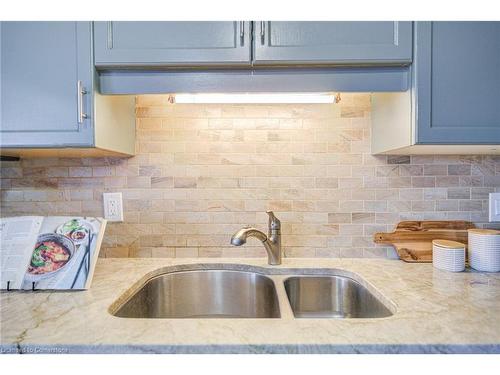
[0, 22, 93, 148]
[415, 22, 500, 144]
[253, 21, 412, 65]
[94, 21, 251, 67]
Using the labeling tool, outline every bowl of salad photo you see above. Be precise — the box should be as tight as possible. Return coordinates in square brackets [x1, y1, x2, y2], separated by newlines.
[56, 218, 93, 245]
[26, 233, 76, 281]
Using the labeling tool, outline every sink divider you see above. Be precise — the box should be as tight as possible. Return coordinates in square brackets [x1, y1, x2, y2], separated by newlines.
[269, 275, 296, 320]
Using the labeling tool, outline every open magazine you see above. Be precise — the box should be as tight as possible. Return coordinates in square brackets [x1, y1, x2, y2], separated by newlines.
[0, 216, 106, 290]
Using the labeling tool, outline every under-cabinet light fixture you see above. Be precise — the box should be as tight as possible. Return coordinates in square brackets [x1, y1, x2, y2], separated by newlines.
[172, 93, 341, 104]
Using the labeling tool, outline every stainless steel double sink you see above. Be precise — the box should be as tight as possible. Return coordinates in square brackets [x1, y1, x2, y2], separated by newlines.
[111, 266, 394, 320]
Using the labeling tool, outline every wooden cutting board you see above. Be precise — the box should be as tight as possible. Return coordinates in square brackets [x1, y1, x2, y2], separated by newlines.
[373, 221, 475, 262]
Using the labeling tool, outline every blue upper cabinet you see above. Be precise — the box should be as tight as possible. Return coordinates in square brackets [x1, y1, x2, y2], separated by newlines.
[0, 22, 94, 148]
[253, 21, 413, 65]
[94, 21, 252, 67]
[415, 22, 500, 144]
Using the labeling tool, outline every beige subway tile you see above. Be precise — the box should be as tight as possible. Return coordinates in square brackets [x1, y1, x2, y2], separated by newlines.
[17, 167, 45, 178]
[352, 189, 376, 200]
[448, 164, 471, 175]
[130, 247, 153, 257]
[105, 247, 129, 258]
[138, 118, 162, 130]
[203, 200, 245, 212]
[45, 167, 68, 177]
[447, 187, 470, 199]
[285, 247, 316, 257]
[164, 212, 211, 224]
[388, 200, 412, 212]
[339, 200, 363, 211]
[150, 247, 175, 257]
[423, 188, 447, 200]
[362, 247, 388, 258]
[387, 155, 410, 165]
[175, 200, 200, 212]
[69, 167, 92, 177]
[175, 247, 199, 257]
[198, 247, 223, 257]
[315, 177, 338, 188]
[400, 165, 423, 176]
[338, 177, 363, 188]
[375, 165, 398, 177]
[1, 190, 24, 201]
[23, 190, 48, 202]
[459, 176, 483, 187]
[339, 247, 365, 258]
[127, 176, 151, 188]
[328, 213, 351, 223]
[292, 200, 316, 212]
[151, 176, 174, 188]
[436, 176, 460, 187]
[315, 248, 341, 258]
[412, 176, 435, 188]
[244, 200, 268, 212]
[92, 166, 114, 177]
[363, 200, 387, 212]
[375, 189, 400, 201]
[363, 224, 388, 236]
[352, 212, 375, 223]
[105, 176, 127, 188]
[341, 106, 365, 118]
[412, 200, 436, 212]
[459, 200, 483, 211]
[327, 165, 351, 177]
[338, 153, 362, 165]
[327, 141, 351, 153]
[376, 212, 399, 224]
[267, 200, 293, 211]
[471, 187, 494, 200]
[139, 211, 163, 223]
[424, 164, 448, 176]
[437, 200, 459, 211]
[259, 165, 303, 177]
[139, 165, 162, 177]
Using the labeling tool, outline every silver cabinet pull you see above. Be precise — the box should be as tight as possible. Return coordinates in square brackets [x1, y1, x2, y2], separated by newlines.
[77, 80, 88, 124]
[107, 21, 113, 49]
[239, 21, 244, 44]
[260, 21, 266, 44]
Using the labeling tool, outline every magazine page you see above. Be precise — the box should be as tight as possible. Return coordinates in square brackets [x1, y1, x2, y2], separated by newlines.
[0, 216, 43, 290]
[20, 216, 105, 290]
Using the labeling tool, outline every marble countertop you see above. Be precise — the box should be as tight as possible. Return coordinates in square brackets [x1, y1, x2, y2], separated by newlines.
[1, 258, 500, 354]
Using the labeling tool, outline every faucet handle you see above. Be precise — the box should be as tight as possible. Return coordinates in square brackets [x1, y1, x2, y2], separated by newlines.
[266, 211, 281, 230]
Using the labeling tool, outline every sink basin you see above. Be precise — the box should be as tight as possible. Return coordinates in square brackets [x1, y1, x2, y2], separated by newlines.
[113, 270, 280, 318]
[284, 276, 393, 318]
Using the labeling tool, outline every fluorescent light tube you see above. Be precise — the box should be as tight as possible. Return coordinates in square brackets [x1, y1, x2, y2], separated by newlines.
[173, 93, 339, 104]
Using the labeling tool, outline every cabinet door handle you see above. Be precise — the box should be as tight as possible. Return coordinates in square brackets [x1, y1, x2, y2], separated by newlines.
[239, 21, 244, 44]
[260, 21, 266, 44]
[77, 80, 88, 124]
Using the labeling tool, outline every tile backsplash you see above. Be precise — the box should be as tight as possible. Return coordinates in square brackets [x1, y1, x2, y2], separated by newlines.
[1, 93, 500, 259]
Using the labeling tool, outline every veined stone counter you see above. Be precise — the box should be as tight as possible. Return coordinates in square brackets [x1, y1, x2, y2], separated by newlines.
[1, 258, 500, 354]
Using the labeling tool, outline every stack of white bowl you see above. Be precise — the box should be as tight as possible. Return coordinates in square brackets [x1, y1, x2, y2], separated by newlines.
[468, 229, 500, 272]
[432, 239, 466, 272]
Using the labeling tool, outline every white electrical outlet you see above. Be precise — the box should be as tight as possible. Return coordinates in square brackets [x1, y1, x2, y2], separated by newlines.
[489, 193, 500, 222]
[103, 192, 124, 222]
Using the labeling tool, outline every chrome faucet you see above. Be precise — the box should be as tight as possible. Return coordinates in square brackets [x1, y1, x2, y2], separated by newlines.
[230, 211, 282, 265]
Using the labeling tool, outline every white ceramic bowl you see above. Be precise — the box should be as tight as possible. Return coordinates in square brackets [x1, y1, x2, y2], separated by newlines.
[468, 229, 500, 272]
[432, 239, 466, 272]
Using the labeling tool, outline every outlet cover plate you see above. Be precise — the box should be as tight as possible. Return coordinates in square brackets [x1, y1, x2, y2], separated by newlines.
[489, 193, 500, 222]
[103, 192, 124, 222]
